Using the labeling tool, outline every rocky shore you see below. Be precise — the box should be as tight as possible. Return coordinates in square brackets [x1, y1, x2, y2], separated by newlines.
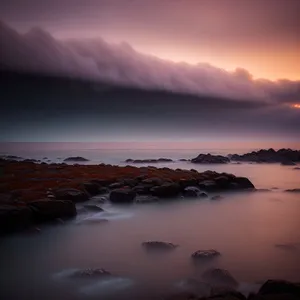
[0, 158, 255, 235]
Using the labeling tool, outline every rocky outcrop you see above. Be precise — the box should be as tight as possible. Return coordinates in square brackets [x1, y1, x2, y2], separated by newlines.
[83, 182, 108, 196]
[68, 268, 112, 279]
[63, 156, 89, 162]
[191, 249, 221, 260]
[229, 148, 300, 163]
[29, 200, 76, 222]
[191, 154, 230, 164]
[142, 241, 178, 251]
[109, 188, 136, 203]
[125, 158, 173, 163]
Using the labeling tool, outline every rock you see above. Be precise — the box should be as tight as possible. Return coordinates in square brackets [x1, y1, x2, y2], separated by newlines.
[29, 200, 76, 222]
[142, 177, 164, 186]
[257, 280, 300, 298]
[135, 195, 159, 203]
[179, 159, 189, 161]
[68, 268, 112, 279]
[191, 249, 221, 260]
[133, 184, 153, 195]
[125, 158, 173, 163]
[199, 180, 218, 191]
[211, 195, 223, 200]
[281, 161, 296, 166]
[215, 176, 231, 189]
[109, 182, 125, 189]
[150, 183, 181, 198]
[229, 148, 300, 163]
[209, 289, 246, 299]
[83, 182, 102, 196]
[294, 167, 300, 170]
[83, 204, 104, 212]
[54, 188, 90, 203]
[142, 241, 178, 251]
[183, 186, 208, 198]
[177, 278, 211, 297]
[179, 179, 198, 189]
[232, 177, 255, 190]
[0, 205, 33, 234]
[285, 189, 300, 193]
[191, 154, 230, 164]
[109, 188, 136, 203]
[202, 268, 239, 289]
[63, 156, 89, 162]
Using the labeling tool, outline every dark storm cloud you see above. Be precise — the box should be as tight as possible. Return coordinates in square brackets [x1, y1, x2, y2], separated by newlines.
[1, 21, 300, 105]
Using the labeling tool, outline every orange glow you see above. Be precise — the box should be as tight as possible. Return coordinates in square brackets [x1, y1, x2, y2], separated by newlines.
[292, 104, 300, 109]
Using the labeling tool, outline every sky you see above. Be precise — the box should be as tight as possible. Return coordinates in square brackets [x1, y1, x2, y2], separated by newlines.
[0, 0, 300, 144]
[1, 0, 300, 80]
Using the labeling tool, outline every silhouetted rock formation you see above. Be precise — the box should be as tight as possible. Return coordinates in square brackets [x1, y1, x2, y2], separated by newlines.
[125, 158, 173, 163]
[63, 156, 89, 162]
[191, 153, 230, 164]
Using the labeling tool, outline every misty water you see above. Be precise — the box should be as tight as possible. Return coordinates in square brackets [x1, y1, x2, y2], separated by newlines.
[1, 148, 300, 300]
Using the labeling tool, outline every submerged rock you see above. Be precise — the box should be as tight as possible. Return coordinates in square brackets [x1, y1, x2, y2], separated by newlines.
[83, 182, 107, 196]
[285, 188, 300, 193]
[191, 249, 221, 260]
[150, 183, 181, 198]
[135, 195, 159, 204]
[142, 241, 178, 251]
[257, 279, 300, 298]
[109, 188, 136, 203]
[202, 268, 239, 289]
[83, 204, 104, 212]
[183, 186, 208, 198]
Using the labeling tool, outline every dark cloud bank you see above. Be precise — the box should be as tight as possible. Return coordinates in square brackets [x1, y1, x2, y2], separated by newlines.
[0, 21, 300, 142]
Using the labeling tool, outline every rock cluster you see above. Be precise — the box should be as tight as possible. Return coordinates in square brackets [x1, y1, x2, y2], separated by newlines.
[191, 154, 230, 164]
[126, 158, 173, 163]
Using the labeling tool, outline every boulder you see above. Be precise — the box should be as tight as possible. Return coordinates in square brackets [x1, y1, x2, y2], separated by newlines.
[257, 280, 300, 298]
[63, 156, 89, 162]
[202, 268, 239, 289]
[54, 188, 89, 203]
[150, 183, 181, 198]
[199, 180, 218, 191]
[29, 200, 76, 222]
[232, 177, 255, 190]
[191, 249, 221, 260]
[133, 184, 153, 195]
[183, 186, 208, 198]
[281, 161, 296, 166]
[142, 177, 164, 186]
[83, 182, 102, 196]
[0, 205, 33, 234]
[109, 188, 136, 203]
[135, 195, 159, 204]
[179, 178, 198, 189]
[142, 241, 178, 251]
[191, 154, 230, 164]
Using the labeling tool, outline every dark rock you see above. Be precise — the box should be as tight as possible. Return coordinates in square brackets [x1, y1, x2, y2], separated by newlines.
[122, 178, 138, 187]
[83, 204, 104, 212]
[69, 268, 112, 279]
[29, 200, 76, 222]
[191, 153, 230, 164]
[258, 280, 300, 298]
[83, 182, 102, 196]
[179, 178, 198, 189]
[191, 249, 221, 260]
[294, 167, 300, 170]
[285, 189, 300, 193]
[125, 158, 173, 163]
[281, 161, 296, 166]
[183, 186, 208, 198]
[142, 177, 164, 186]
[151, 183, 181, 198]
[232, 177, 255, 190]
[199, 180, 218, 191]
[142, 241, 178, 251]
[202, 268, 239, 289]
[109, 188, 136, 203]
[179, 159, 189, 161]
[209, 289, 246, 299]
[215, 176, 231, 189]
[63, 156, 89, 162]
[0, 205, 33, 234]
[133, 184, 153, 195]
[54, 188, 89, 203]
[135, 195, 159, 203]
[211, 195, 223, 200]
[109, 182, 125, 190]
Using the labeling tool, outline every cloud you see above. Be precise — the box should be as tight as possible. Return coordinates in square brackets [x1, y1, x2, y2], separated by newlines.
[1, 20, 300, 106]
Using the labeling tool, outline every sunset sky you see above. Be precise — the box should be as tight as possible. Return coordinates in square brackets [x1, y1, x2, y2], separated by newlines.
[1, 0, 300, 80]
[0, 0, 300, 143]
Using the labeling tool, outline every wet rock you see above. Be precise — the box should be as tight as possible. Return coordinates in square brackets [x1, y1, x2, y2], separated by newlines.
[211, 195, 223, 200]
[135, 195, 159, 203]
[232, 177, 255, 190]
[68, 268, 112, 279]
[257, 280, 300, 298]
[150, 183, 181, 198]
[63, 156, 89, 162]
[191, 154, 230, 164]
[29, 200, 76, 222]
[0, 205, 33, 234]
[183, 186, 208, 198]
[191, 249, 221, 260]
[109, 188, 136, 203]
[281, 161, 296, 166]
[109, 182, 125, 189]
[294, 167, 300, 170]
[54, 188, 90, 203]
[142, 241, 178, 251]
[199, 180, 218, 191]
[179, 178, 198, 189]
[83, 182, 102, 196]
[142, 177, 164, 186]
[133, 184, 153, 195]
[202, 268, 239, 289]
[83, 204, 104, 212]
